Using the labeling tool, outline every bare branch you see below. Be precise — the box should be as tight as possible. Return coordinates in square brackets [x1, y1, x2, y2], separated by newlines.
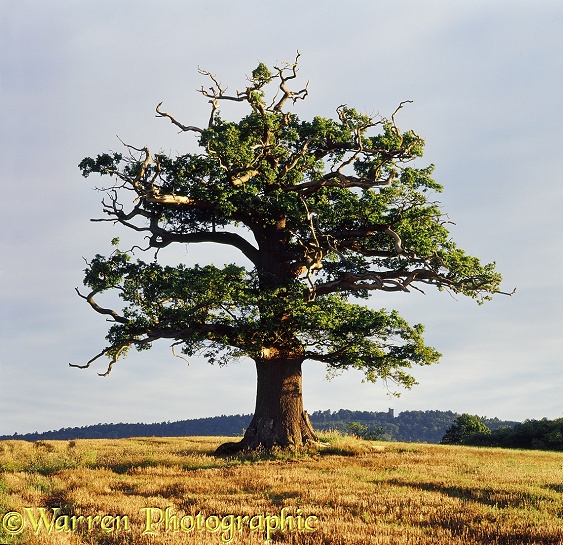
[69, 348, 110, 370]
[171, 342, 191, 365]
[198, 69, 247, 103]
[155, 102, 204, 134]
[273, 51, 309, 112]
[383, 225, 416, 258]
[497, 287, 517, 296]
[281, 170, 395, 196]
[144, 193, 215, 207]
[153, 230, 260, 265]
[229, 169, 260, 187]
[69, 343, 128, 377]
[75, 288, 128, 324]
[391, 100, 414, 134]
[310, 262, 475, 298]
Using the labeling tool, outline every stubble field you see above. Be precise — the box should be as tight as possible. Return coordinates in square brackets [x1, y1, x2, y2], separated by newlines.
[1, 434, 563, 544]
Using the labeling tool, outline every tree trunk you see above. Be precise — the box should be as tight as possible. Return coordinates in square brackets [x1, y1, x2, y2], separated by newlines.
[215, 353, 318, 454]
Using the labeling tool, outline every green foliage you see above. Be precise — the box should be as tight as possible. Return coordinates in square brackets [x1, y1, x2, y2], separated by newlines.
[462, 417, 563, 451]
[78, 152, 122, 177]
[293, 295, 440, 390]
[347, 421, 384, 441]
[347, 421, 369, 437]
[251, 62, 273, 84]
[440, 414, 491, 445]
[76, 56, 504, 390]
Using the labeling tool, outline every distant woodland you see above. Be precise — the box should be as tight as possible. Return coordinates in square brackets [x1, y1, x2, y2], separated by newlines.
[0, 409, 518, 444]
[448, 415, 563, 452]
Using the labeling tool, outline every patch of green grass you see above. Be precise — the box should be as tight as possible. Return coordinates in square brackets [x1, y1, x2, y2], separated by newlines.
[316, 430, 385, 456]
[27, 455, 79, 475]
[0, 477, 8, 494]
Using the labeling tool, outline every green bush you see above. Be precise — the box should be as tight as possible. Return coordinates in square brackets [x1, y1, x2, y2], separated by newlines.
[440, 414, 491, 445]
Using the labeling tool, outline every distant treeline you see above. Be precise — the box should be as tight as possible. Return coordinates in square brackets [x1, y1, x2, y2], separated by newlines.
[0, 414, 252, 442]
[460, 417, 563, 452]
[309, 409, 517, 443]
[0, 410, 519, 444]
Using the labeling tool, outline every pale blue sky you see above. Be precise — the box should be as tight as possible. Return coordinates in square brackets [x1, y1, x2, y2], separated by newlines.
[1, 1, 562, 435]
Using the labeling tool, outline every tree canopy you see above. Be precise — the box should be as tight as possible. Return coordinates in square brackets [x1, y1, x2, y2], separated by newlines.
[73, 54, 507, 451]
[440, 413, 492, 445]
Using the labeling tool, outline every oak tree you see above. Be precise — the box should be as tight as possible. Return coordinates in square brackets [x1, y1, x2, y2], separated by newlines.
[73, 54, 505, 453]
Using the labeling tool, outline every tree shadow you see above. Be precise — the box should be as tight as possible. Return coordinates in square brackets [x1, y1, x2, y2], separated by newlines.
[386, 477, 546, 509]
[383, 478, 563, 544]
[544, 483, 563, 494]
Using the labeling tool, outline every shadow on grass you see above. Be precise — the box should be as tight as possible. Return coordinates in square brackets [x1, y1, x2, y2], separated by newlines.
[384, 479, 563, 544]
[386, 477, 550, 510]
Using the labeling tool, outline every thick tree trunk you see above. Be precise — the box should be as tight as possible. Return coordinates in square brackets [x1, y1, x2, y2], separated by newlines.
[216, 353, 318, 454]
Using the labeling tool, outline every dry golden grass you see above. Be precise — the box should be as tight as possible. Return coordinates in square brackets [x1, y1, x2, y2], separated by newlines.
[1, 433, 563, 544]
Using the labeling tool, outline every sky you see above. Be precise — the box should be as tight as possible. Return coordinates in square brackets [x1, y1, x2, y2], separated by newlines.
[1, 1, 563, 436]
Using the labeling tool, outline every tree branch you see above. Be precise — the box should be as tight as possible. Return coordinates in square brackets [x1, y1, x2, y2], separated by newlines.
[155, 102, 204, 134]
[280, 170, 395, 195]
[311, 267, 458, 298]
[69, 344, 128, 377]
[71, 318, 244, 376]
[152, 230, 260, 265]
[75, 288, 128, 324]
[272, 51, 309, 112]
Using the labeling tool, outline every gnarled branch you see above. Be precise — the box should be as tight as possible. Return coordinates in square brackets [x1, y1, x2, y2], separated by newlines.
[155, 102, 204, 134]
[272, 51, 309, 112]
[75, 287, 128, 324]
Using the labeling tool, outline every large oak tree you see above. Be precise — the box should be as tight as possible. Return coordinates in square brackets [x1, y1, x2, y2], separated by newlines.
[73, 54, 505, 453]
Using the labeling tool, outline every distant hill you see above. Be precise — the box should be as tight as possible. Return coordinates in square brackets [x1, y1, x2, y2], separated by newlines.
[309, 409, 518, 443]
[0, 414, 252, 442]
[0, 410, 519, 444]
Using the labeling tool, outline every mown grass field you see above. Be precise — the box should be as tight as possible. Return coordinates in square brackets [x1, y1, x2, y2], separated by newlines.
[1, 434, 563, 544]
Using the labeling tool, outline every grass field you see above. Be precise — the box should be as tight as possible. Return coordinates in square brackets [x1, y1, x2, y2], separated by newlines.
[1, 433, 563, 544]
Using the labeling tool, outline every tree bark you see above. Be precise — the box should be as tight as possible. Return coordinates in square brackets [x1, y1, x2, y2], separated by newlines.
[215, 353, 318, 454]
